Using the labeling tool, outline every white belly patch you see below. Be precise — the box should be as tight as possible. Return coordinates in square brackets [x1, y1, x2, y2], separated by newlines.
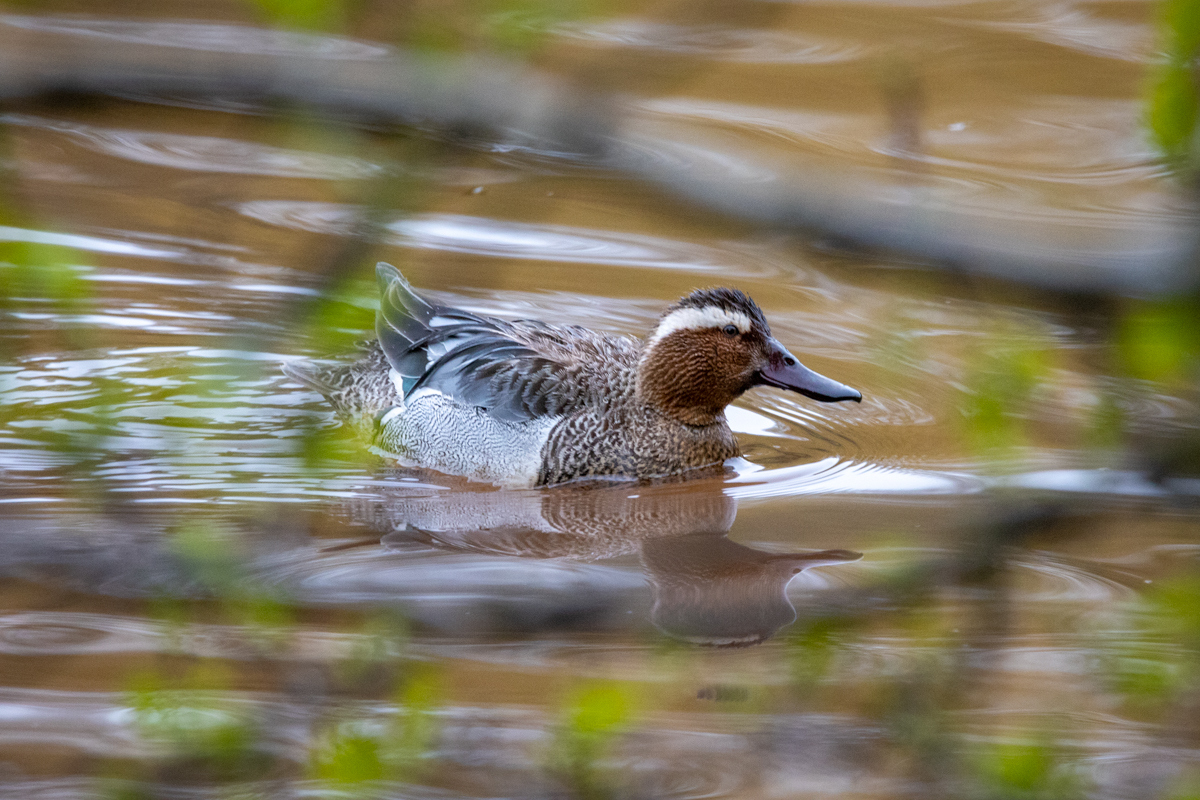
[372, 390, 558, 487]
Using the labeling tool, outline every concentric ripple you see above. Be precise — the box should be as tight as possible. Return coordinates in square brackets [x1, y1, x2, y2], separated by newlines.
[238, 201, 774, 276]
[0, 14, 393, 59]
[553, 18, 865, 64]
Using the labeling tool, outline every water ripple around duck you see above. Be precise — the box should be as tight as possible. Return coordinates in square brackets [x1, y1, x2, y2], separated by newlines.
[2, 114, 386, 180]
[553, 18, 866, 64]
[1009, 553, 1137, 603]
[636, 96, 1186, 227]
[250, 548, 645, 607]
[238, 201, 777, 277]
[727, 457, 979, 499]
[944, 3, 1152, 63]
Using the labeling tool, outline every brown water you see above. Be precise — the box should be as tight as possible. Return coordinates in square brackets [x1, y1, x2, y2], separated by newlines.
[2, 2, 1199, 798]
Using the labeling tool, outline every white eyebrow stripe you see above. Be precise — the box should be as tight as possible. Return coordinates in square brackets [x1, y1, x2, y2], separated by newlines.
[648, 306, 752, 346]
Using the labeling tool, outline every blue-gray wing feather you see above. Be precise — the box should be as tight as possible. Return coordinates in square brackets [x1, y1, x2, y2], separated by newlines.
[374, 263, 632, 423]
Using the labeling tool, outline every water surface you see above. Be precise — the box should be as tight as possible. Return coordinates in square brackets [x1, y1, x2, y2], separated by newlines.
[1, 2, 1198, 797]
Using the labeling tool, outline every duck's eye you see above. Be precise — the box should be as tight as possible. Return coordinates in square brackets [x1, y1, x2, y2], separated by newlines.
[722, 324, 739, 337]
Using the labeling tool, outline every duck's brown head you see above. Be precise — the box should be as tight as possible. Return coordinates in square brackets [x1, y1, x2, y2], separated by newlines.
[636, 288, 861, 426]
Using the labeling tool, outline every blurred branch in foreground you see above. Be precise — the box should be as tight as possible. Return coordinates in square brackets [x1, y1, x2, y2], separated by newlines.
[0, 15, 1195, 295]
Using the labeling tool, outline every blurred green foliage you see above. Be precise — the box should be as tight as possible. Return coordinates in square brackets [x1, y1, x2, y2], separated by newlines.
[972, 737, 1082, 800]
[248, 0, 347, 31]
[390, 663, 443, 777]
[1083, 387, 1125, 452]
[568, 683, 631, 734]
[960, 327, 1052, 458]
[299, 275, 376, 355]
[1147, 0, 1200, 169]
[1118, 298, 1200, 385]
[1165, 0, 1200, 54]
[788, 618, 848, 688]
[292, 265, 383, 472]
[1103, 639, 1184, 704]
[409, 0, 603, 55]
[311, 724, 387, 784]
[169, 520, 297, 647]
[480, 0, 600, 55]
[0, 219, 92, 356]
[243, 0, 606, 55]
[128, 664, 266, 781]
[1148, 59, 1199, 167]
[1099, 570, 1200, 723]
[549, 681, 636, 800]
[1147, 572, 1200, 644]
[1168, 769, 1200, 800]
[0, 242, 91, 313]
[339, 611, 411, 688]
[0, 125, 90, 326]
[309, 663, 444, 788]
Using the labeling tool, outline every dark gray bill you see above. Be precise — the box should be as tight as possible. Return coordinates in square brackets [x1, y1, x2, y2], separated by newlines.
[756, 339, 862, 403]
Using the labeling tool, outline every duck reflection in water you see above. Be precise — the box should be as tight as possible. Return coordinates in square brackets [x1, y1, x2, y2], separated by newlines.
[362, 476, 860, 647]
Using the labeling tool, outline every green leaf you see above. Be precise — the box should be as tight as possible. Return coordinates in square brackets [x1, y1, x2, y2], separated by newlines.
[569, 684, 632, 734]
[248, 0, 344, 30]
[1164, 0, 1200, 56]
[789, 619, 843, 686]
[549, 682, 637, 800]
[0, 242, 91, 311]
[973, 736, 1082, 800]
[1167, 767, 1200, 800]
[1148, 58, 1200, 164]
[387, 664, 443, 778]
[312, 730, 385, 783]
[981, 741, 1053, 792]
[1118, 299, 1200, 383]
[1147, 573, 1200, 641]
[1109, 647, 1181, 700]
[959, 331, 1051, 456]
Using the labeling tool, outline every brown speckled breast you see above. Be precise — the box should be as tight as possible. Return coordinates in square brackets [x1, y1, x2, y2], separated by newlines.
[538, 405, 740, 485]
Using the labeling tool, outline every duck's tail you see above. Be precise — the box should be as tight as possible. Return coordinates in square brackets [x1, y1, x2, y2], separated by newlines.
[283, 263, 444, 439]
[281, 359, 341, 397]
[375, 261, 485, 398]
[375, 263, 435, 398]
[282, 343, 399, 440]
[376, 262, 435, 348]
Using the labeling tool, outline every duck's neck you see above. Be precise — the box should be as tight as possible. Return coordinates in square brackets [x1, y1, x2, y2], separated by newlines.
[635, 345, 728, 427]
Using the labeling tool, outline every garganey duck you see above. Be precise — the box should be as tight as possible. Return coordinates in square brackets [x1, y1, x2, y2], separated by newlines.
[285, 263, 861, 486]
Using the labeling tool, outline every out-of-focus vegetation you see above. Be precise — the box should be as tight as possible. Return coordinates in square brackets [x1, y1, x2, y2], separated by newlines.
[248, 0, 604, 55]
[959, 323, 1054, 459]
[1148, 0, 1200, 172]
[549, 682, 636, 799]
[250, 0, 346, 31]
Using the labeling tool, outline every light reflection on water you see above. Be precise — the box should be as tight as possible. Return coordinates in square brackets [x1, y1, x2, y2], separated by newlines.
[551, 19, 868, 64]
[0, 13, 395, 58]
[2, 114, 388, 180]
[238, 201, 776, 276]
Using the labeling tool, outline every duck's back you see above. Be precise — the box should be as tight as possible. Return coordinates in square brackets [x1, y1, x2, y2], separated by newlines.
[286, 317, 647, 486]
[376, 322, 643, 486]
